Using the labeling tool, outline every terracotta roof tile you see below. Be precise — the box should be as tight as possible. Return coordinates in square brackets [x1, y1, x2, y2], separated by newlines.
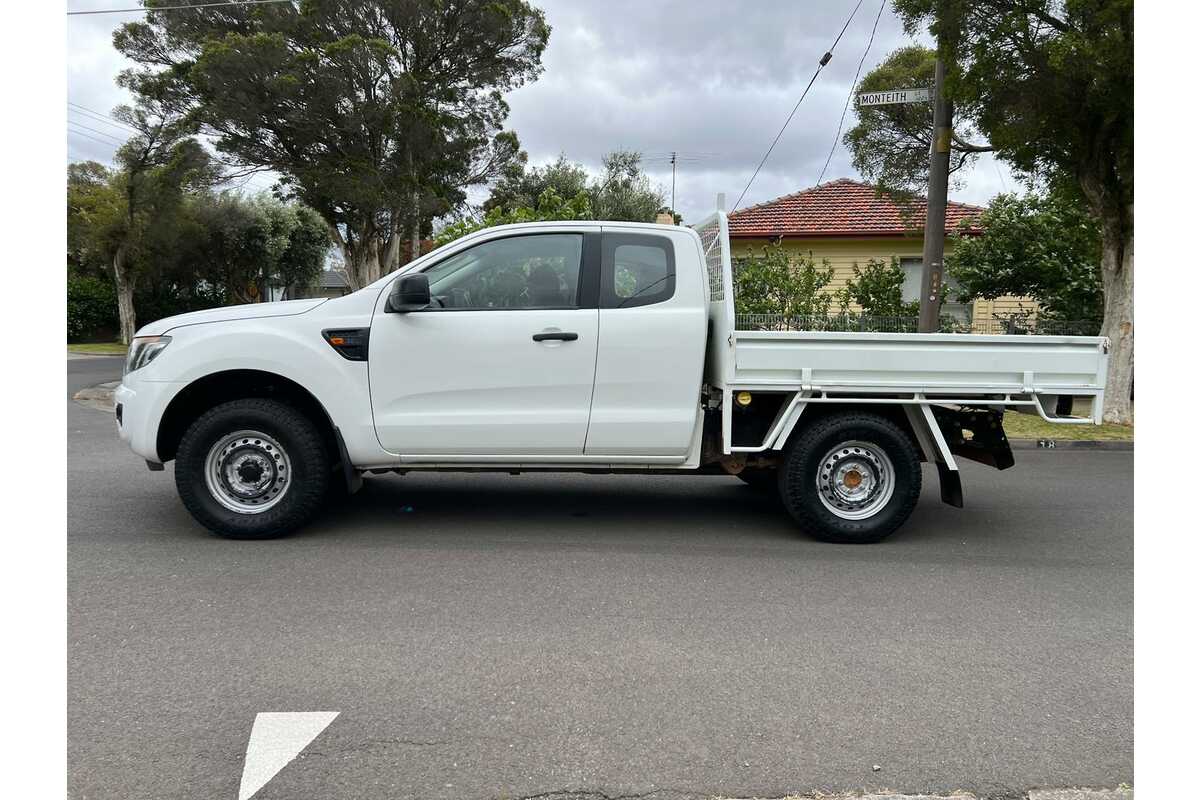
[727, 178, 983, 238]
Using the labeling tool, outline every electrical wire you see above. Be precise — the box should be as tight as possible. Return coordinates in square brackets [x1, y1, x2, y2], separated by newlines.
[817, 0, 886, 187]
[68, 120, 127, 143]
[69, 102, 140, 133]
[732, 0, 865, 212]
[68, 128, 121, 147]
[68, 0, 294, 16]
[68, 102, 276, 193]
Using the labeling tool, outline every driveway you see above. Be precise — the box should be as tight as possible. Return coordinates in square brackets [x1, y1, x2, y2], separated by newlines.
[68, 357, 1133, 799]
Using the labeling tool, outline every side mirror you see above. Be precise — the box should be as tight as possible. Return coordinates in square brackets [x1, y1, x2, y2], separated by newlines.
[385, 273, 431, 313]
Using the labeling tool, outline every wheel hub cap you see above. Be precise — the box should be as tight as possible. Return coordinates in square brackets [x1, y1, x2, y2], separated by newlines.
[204, 430, 291, 514]
[816, 440, 895, 520]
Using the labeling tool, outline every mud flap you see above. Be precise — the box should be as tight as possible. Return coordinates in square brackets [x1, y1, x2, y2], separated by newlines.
[333, 426, 364, 495]
[936, 462, 963, 507]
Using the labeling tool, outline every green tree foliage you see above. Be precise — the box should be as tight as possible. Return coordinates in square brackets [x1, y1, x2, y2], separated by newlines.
[948, 191, 1102, 322]
[434, 187, 592, 246]
[888, 0, 1133, 423]
[67, 275, 119, 341]
[845, 46, 993, 196]
[67, 162, 116, 278]
[482, 150, 666, 223]
[171, 193, 330, 305]
[69, 161, 329, 337]
[483, 154, 591, 214]
[66, 87, 215, 342]
[836, 258, 920, 317]
[115, 0, 550, 290]
[589, 151, 665, 222]
[733, 245, 834, 321]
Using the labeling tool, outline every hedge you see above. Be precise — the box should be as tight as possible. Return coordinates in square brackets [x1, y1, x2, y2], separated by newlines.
[67, 275, 118, 341]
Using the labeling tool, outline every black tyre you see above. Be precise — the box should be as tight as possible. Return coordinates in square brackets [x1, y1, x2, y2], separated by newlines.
[778, 412, 921, 543]
[174, 398, 330, 539]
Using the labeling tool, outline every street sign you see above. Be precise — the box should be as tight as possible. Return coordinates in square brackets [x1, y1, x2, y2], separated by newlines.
[857, 87, 932, 107]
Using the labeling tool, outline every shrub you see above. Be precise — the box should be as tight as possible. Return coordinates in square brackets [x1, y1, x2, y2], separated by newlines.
[733, 244, 834, 319]
[836, 257, 920, 317]
[67, 274, 118, 341]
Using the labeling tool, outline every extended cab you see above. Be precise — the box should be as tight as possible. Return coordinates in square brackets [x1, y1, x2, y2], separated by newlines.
[115, 213, 1109, 542]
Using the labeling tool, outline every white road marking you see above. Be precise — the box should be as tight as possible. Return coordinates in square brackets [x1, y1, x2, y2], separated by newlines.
[238, 712, 339, 800]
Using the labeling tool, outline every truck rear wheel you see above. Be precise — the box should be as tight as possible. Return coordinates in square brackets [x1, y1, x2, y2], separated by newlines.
[778, 412, 922, 543]
[174, 399, 330, 539]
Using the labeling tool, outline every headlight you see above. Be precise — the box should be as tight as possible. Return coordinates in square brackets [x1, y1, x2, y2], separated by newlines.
[124, 335, 172, 375]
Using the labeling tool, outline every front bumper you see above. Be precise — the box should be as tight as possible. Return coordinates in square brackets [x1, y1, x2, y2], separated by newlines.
[115, 379, 186, 465]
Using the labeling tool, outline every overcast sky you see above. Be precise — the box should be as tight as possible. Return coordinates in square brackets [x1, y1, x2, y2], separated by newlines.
[67, 0, 1016, 224]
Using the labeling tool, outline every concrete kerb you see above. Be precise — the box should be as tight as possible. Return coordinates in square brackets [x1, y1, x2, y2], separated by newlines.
[721, 789, 1131, 800]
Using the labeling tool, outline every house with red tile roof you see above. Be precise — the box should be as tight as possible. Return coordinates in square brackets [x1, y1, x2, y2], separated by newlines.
[726, 178, 1032, 328]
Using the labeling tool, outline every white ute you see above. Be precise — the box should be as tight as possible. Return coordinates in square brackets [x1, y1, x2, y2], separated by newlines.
[115, 212, 1109, 542]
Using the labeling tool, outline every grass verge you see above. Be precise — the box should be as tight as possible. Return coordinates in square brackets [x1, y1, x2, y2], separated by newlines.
[1003, 410, 1133, 441]
[68, 342, 128, 355]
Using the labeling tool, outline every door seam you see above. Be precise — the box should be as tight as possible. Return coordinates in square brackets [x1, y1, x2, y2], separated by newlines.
[580, 307, 602, 454]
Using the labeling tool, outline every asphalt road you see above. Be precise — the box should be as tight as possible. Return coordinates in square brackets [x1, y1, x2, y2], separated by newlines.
[68, 356, 1133, 800]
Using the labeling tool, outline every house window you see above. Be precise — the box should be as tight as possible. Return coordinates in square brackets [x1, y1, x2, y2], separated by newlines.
[898, 256, 972, 325]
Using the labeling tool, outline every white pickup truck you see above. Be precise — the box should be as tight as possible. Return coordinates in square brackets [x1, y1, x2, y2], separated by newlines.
[115, 212, 1109, 543]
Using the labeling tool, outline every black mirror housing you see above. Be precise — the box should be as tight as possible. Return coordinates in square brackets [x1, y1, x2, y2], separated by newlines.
[386, 273, 431, 313]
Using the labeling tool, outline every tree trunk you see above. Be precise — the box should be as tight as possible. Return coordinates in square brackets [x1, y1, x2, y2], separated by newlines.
[382, 214, 403, 274]
[406, 142, 421, 266]
[340, 237, 384, 291]
[113, 245, 137, 345]
[1080, 163, 1133, 426]
[1098, 211, 1133, 424]
[410, 192, 421, 264]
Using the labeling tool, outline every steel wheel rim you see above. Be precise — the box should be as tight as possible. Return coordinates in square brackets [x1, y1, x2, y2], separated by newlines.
[815, 440, 895, 520]
[204, 429, 291, 515]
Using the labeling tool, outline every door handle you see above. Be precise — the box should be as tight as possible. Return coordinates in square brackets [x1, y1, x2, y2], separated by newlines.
[532, 331, 578, 342]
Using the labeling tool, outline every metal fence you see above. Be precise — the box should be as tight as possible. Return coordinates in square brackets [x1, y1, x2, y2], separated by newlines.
[735, 314, 1102, 336]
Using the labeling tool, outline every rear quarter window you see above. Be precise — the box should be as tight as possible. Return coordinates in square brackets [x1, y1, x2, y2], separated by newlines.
[600, 233, 675, 309]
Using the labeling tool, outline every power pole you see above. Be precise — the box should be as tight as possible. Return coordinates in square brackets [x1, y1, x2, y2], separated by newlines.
[919, 57, 952, 332]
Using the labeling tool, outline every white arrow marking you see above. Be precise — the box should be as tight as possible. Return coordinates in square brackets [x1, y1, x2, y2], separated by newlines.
[237, 712, 339, 800]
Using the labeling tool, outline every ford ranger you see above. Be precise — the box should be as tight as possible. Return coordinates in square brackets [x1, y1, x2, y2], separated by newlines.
[115, 212, 1109, 542]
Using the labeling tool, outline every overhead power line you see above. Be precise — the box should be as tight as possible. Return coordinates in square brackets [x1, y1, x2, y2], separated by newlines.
[732, 0, 865, 212]
[69, 102, 140, 133]
[68, 120, 127, 143]
[68, 0, 294, 16]
[68, 128, 121, 147]
[817, 0, 887, 187]
[67, 102, 276, 192]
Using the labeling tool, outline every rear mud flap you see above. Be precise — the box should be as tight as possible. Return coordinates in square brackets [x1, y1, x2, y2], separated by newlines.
[936, 462, 963, 507]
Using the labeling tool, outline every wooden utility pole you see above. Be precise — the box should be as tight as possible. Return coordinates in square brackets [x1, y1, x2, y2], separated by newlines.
[919, 57, 952, 332]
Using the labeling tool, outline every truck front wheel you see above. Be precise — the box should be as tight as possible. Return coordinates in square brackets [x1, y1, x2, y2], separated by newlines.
[174, 399, 330, 539]
[778, 412, 922, 543]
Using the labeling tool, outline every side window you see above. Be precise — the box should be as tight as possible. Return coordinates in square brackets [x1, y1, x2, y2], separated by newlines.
[420, 233, 584, 310]
[601, 233, 675, 309]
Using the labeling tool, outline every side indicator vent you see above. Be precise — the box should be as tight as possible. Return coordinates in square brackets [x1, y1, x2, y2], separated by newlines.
[322, 328, 371, 361]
